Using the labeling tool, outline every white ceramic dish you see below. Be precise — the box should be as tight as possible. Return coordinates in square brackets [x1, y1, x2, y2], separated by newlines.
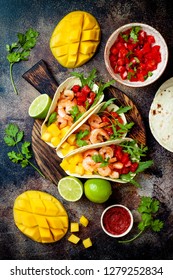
[100, 204, 133, 238]
[104, 23, 168, 87]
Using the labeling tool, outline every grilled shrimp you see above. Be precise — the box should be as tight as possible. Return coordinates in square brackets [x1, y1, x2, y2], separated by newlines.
[57, 99, 76, 118]
[60, 89, 74, 101]
[88, 114, 102, 128]
[56, 116, 68, 129]
[110, 171, 120, 179]
[89, 128, 109, 144]
[99, 147, 114, 159]
[97, 166, 111, 177]
[82, 156, 98, 172]
[83, 149, 98, 158]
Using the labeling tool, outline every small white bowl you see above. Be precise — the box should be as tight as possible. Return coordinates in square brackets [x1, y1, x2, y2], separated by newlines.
[104, 23, 168, 87]
[100, 204, 133, 238]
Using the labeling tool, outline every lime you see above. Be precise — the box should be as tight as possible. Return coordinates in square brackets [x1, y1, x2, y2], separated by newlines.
[84, 179, 112, 203]
[28, 94, 52, 119]
[57, 176, 83, 202]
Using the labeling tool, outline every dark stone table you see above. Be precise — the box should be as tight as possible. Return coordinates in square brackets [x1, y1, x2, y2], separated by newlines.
[0, 0, 173, 260]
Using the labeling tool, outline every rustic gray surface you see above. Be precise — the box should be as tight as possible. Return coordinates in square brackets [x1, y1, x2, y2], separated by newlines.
[0, 0, 173, 260]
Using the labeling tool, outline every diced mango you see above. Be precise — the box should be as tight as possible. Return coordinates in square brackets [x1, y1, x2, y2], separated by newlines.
[85, 170, 93, 175]
[68, 234, 80, 244]
[51, 136, 61, 147]
[47, 123, 60, 137]
[68, 165, 76, 174]
[75, 165, 85, 176]
[60, 159, 69, 171]
[61, 141, 71, 149]
[80, 215, 89, 227]
[67, 134, 76, 145]
[83, 237, 92, 248]
[70, 222, 79, 232]
[60, 126, 71, 138]
[41, 132, 52, 142]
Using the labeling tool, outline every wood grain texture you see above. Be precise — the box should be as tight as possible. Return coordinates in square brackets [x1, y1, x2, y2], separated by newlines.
[23, 60, 146, 185]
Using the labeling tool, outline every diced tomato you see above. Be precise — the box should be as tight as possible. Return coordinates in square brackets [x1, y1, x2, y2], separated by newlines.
[109, 27, 161, 83]
[114, 146, 123, 160]
[121, 167, 130, 174]
[111, 111, 119, 118]
[72, 85, 81, 93]
[87, 91, 96, 105]
[104, 127, 113, 135]
[121, 152, 130, 164]
[81, 85, 91, 95]
[102, 115, 110, 123]
[130, 162, 139, 172]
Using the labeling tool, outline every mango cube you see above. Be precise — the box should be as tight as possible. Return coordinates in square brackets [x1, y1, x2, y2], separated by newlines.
[80, 215, 89, 227]
[67, 134, 76, 145]
[75, 164, 85, 176]
[68, 234, 80, 244]
[60, 126, 70, 138]
[60, 159, 69, 171]
[70, 222, 79, 232]
[51, 136, 61, 147]
[82, 238, 92, 248]
[41, 132, 52, 142]
[47, 123, 60, 137]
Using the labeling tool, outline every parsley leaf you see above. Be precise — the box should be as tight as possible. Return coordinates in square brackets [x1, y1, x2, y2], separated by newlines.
[69, 105, 83, 122]
[6, 28, 39, 94]
[76, 130, 89, 147]
[47, 112, 57, 127]
[4, 123, 44, 177]
[119, 196, 164, 243]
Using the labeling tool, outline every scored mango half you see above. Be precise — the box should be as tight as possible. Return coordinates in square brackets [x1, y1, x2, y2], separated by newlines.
[13, 190, 68, 243]
[50, 11, 101, 68]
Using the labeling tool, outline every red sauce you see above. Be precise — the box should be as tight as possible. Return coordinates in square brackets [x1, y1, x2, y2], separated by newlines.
[103, 206, 131, 235]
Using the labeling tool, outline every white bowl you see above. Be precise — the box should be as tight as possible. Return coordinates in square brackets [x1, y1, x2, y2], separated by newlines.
[104, 23, 168, 87]
[100, 204, 133, 238]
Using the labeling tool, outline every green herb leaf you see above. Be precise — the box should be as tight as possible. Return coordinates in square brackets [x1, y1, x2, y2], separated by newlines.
[76, 130, 90, 147]
[130, 26, 141, 43]
[47, 112, 57, 126]
[135, 160, 153, 174]
[4, 123, 45, 178]
[99, 98, 117, 112]
[6, 28, 39, 94]
[92, 154, 110, 167]
[151, 219, 164, 232]
[69, 105, 83, 122]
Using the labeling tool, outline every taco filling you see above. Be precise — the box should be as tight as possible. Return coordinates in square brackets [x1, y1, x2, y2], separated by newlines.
[41, 69, 113, 148]
[59, 99, 134, 156]
[60, 139, 153, 184]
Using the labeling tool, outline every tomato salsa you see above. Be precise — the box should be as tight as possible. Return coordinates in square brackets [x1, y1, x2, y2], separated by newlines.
[109, 26, 161, 82]
[102, 205, 132, 236]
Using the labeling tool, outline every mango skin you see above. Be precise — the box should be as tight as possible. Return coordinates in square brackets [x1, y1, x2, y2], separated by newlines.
[13, 190, 68, 243]
[50, 11, 101, 68]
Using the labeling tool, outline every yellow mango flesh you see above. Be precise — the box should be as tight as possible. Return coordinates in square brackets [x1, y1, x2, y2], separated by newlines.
[50, 11, 101, 68]
[83, 238, 92, 248]
[13, 190, 68, 243]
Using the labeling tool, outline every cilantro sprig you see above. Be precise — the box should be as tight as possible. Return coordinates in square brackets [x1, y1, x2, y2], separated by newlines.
[119, 196, 164, 243]
[92, 154, 110, 167]
[4, 123, 45, 178]
[6, 28, 39, 95]
[69, 105, 83, 122]
[76, 130, 90, 147]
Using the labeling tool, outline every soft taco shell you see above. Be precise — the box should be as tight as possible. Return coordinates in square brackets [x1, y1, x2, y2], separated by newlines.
[149, 84, 173, 152]
[56, 101, 127, 158]
[41, 76, 103, 148]
[61, 137, 139, 183]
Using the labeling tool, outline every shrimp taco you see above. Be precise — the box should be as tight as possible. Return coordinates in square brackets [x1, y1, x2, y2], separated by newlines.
[56, 98, 134, 158]
[41, 69, 113, 149]
[60, 138, 153, 185]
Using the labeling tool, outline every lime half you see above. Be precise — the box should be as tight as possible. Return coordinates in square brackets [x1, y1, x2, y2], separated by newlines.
[57, 176, 83, 202]
[84, 179, 112, 203]
[28, 94, 52, 119]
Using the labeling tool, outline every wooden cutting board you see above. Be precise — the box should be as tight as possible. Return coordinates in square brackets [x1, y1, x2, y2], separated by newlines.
[23, 59, 146, 185]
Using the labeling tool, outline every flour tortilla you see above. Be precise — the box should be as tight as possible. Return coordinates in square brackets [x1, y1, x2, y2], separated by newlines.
[56, 101, 128, 158]
[62, 138, 139, 183]
[41, 76, 103, 148]
[149, 81, 173, 152]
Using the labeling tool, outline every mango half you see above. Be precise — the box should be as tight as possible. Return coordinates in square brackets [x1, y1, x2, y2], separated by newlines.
[50, 11, 101, 68]
[13, 190, 68, 243]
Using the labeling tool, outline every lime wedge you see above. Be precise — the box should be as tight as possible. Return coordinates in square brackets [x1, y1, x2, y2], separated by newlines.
[57, 176, 83, 202]
[28, 94, 52, 119]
